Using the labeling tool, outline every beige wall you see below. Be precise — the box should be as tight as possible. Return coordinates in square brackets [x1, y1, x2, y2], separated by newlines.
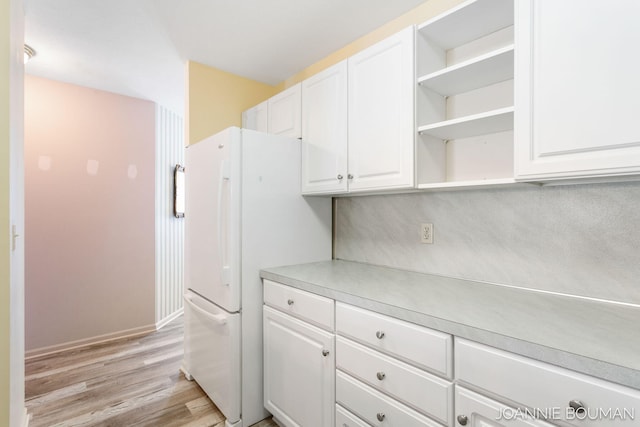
[24, 76, 156, 352]
[186, 61, 277, 145]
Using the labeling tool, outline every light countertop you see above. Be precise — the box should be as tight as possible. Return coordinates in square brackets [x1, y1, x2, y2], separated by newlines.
[261, 260, 640, 390]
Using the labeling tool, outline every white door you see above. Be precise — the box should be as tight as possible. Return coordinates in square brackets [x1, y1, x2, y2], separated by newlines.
[242, 100, 268, 133]
[184, 291, 241, 424]
[301, 60, 348, 195]
[455, 386, 554, 427]
[268, 83, 302, 139]
[348, 26, 415, 192]
[263, 306, 335, 427]
[185, 129, 240, 312]
[515, 0, 640, 181]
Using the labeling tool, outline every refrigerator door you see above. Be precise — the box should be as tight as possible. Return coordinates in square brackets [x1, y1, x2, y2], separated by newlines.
[183, 290, 241, 424]
[185, 128, 241, 312]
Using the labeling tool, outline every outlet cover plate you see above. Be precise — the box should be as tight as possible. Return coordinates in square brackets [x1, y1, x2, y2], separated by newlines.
[421, 223, 433, 244]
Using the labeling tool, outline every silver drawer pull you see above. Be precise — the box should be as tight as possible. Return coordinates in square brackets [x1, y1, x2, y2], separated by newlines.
[337, 174, 343, 180]
[287, 299, 294, 305]
[376, 372, 386, 381]
[569, 400, 586, 415]
[376, 331, 385, 339]
[322, 349, 330, 357]
[457, 415, 468, 425]
[376, 413, 385, 422]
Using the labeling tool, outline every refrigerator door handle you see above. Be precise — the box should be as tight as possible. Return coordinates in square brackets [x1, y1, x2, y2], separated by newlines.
[184, 294, 228, 325]
[217, 159, 231, 286]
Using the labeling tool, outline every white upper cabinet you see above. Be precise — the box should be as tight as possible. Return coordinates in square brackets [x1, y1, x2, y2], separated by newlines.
[348, 26, 415, 193]
[268, 82, 302, 139]
[242, 100, 268, 133]
[515, 0, 640, 181]
[301, 61, 348, 195]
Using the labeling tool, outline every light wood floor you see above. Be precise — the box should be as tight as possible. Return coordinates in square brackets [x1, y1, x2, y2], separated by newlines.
[25, 315, 278, 427]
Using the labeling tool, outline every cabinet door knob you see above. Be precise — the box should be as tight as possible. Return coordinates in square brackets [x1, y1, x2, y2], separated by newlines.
[287, 299, 294, 305]
[569, 400, 586, 415]
[376, 413, 385, 422]
[337, 174, 343, 180]
[348, 174, 354, 180]
[322, 349, 330, 357]
[376, 331, 385, 339]
[457, 415, 468, 426]
[376, 372, 386, 381]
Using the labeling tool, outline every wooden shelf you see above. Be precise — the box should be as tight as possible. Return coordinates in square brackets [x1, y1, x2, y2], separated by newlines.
[418, 0, 514, 49]
[418, 107, 514, 140]
[417, 45, 514, 96]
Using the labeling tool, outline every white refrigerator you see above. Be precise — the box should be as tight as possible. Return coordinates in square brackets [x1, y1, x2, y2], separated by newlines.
[182, 127, 332, 427]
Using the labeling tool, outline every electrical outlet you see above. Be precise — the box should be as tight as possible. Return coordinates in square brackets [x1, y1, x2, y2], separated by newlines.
[421, 223, 433, 244]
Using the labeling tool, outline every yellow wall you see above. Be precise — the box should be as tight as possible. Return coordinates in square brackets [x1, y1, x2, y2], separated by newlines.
[185, 0, 465, 144]
[186, 61, 278, 145]
[278, 0, 464, 90]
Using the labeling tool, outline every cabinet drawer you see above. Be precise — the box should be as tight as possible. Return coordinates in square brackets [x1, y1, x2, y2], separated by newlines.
[455, 386, 555, 427]
[336, 370, 443, 427]
[337, 336, 452, 425]
[336, 404, 370, 427]
[264, 280, 334, 330]
[455, 338, 640, 427]
[336, 302, 452, 377]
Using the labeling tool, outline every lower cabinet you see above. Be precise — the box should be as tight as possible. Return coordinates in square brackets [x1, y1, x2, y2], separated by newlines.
[263, 283, 335, 427]
[264, 280, 640, 427]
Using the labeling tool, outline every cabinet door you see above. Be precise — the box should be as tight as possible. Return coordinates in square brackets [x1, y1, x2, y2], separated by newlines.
[242, 100, 268, 132]
[348, 26, 415, 192]
[301, 60, 348, 195]
[268, 83, 302, 138]
[263, 306, 334, 427]
[515, 0, 640, 181]
[455, 386, 554, 427]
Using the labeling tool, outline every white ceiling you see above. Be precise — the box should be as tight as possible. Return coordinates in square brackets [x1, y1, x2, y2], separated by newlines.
[24, 0, 426, 114]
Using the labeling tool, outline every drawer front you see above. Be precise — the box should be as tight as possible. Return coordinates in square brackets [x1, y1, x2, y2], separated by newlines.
[336, 370, 443, 427]
[264, 280, 334, 330]
[455, 386, 555, 427]
[336, 404, 370, 427]
[456, 338, 640, 427]
[337, 336, 453, 425]
[336, 302, 452, 377]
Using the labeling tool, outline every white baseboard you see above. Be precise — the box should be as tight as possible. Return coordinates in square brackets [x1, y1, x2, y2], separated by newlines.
[156, 308, 184, 330]
[22, 408, 30, 427]
[25, 323, 156, 360]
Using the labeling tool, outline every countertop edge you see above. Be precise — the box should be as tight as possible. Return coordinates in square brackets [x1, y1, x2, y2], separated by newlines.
[260, 268, 640, 390]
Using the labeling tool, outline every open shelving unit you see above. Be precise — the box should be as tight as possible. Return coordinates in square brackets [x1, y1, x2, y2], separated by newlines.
[415, 0, 516, 189]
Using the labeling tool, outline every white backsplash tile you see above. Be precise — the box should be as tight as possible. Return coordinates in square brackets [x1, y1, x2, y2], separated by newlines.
[334, 181, 640, 305]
